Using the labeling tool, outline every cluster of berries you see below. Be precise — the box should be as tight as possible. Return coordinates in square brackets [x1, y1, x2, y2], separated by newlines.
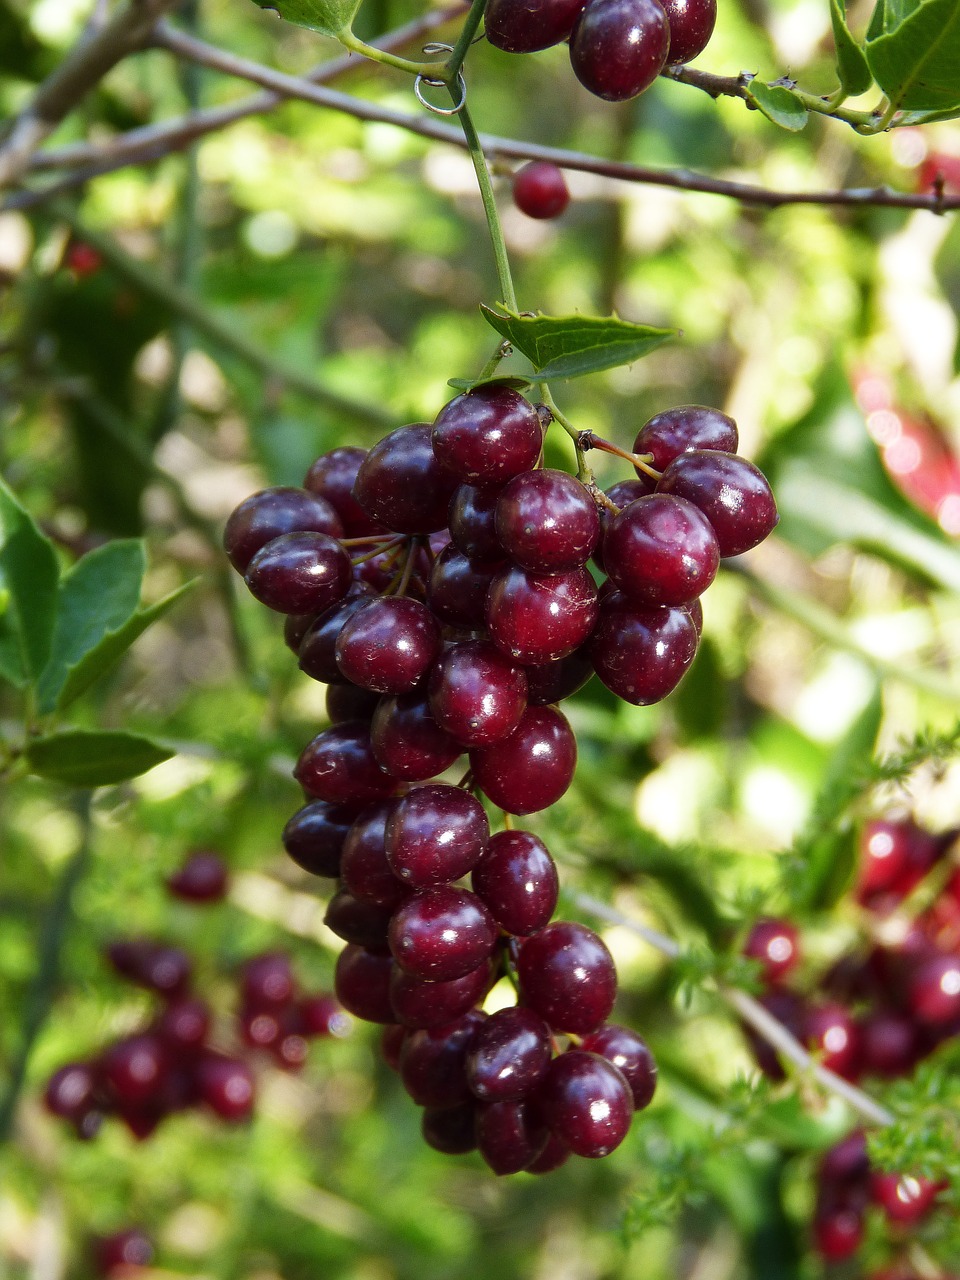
[741, 814, 960, 1264]
[485, 0, 716, 101]
[223, 385, 776, 1170]
[44, 853, 348, 1141]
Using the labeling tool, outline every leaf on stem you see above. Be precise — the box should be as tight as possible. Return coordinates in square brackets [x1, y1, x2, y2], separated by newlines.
[743, 80, 809, 131]
[830, 0, 874, 96]
[25, 729, 174, 787]
[479, 306, 674, 379]
[0, 477, 60, 689]
[251, 0, 361, 39]
[865, 0, 960, 112]
[446, 375, 533, 393]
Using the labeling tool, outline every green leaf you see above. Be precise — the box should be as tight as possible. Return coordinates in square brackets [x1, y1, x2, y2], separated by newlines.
[866, 0, 887, 38]
[251, 0, 360, 38]
[446, 375, 533, 393]
[743, 80, 810, 131]
[25, 729, 173, 787]
[865, 0, 960, 111]
[0, 476, 59, 688]
[897, 103, 960, 123]
[479, 306, 674, 380]
[37, 540, 146, 714]
[830, 0, 874, 95]
[52, 580, 196, 714]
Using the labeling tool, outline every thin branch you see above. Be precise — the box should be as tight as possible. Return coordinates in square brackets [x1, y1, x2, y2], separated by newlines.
[664, 65, 884, 133]
[0, 0, 181, 191]
[14, 29, 960, 215]
[571, 891, 896, 1129]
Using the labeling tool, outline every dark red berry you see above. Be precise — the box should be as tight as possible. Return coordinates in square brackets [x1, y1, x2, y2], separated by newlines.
[859, 1010, 918, 1077]
[381, 1024, 407, 1071]
[495, 469, 600, 573]
[245, 531, 352, 615]
[326, 683, 381, 724]
[656, 450, 779, 557]
[538, 1051, 634, 1157]
[385, 784, 490, 888]
[448, 484, 506, 564]
[524, 650, 594, 705]
[304, 446, 385, 537]
[580, 1025, 657, 1110]
[427, 544, 502, 629]
[466, 1006, 553, 1102]
[470, 705, 577, 815]
[166, 851, 228, 903]
[65, 241, 104, 279]
[335, 597, 442, 694]
[107, 939, 192, 999]
[390, 961, 493, 1030]
[242, 952, 296, 1009]
[195, 1052, 255, 1121]
[485, 0, 588, 51]
[742, 918, 800, 985]
[525, 1131, 572, 1173]
[428, 639, 528, 747]
[432, 387, 543, 487]
[870, 1172, 943, 1224]
[422, 1102, 478, 1154]
[299, 995, 350, 1037]
[282, 800, 360, 878]
[297, 590, 377, 685]
[476, 1099, 550, 1174]
[471, 830, 559, 936]
[93, 1230, 153, 1277]
[389, 886, 498, 981]
[812, 1205, 864, 1261]
[518, 922, 617, 1034]
[588, 593, 698, 705]
[340, 801, 409, 910]
[324, 889, 394, 950]
[659, 0, 716, 63]
[633, 405, 737, 475]
[45, 1062, 98, 1120]
[101, 1034, 169, 1106]
[370, 691, 461, 781]
[486, 564, 599, 664]
[569, 0, 670, 101]
[224, 487, 344, 573]
[513, 163, 570, 219]
[602, 494, 719, 606]
[400, 1010, 488, 1108]
[156, 998, 211, 1057]
[804, 1003, 861, 1080]
[295, 722, 397, 805]
[334, 945, 396, 1023]
[909, 954, 960, 1025]
[353, 424, 459, 534]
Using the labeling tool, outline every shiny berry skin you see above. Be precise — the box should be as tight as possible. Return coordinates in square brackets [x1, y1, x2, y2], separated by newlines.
[295, 722, 397, 805]
[166, 851, 228, 903]
[472, 830, 559, 936]
[448, 485, 506, 563]
[432, 387, 543, 487]
[242, 952, 296, 1009]
[470, 705, 577, 815]
[602, 494, 719, 606]
[93, 1230, 154, 1277]
[326, 682, 381, 724]
[282, 800, 359, 878]
[224, 487, 344, 574]
[428, 639, 528, 747]
[389, 886, 498, 981]
[45, 1062, 98, 1120]
[570, 0, 670, 101]
[485, 0, 588, 51]
[513, 163, 570, 219]
[335, 597, 441, 694]
[538, 1051, 634, 1157]
[495, 469, 600, 572]
[340, 801, 408, 910]
[370, 691, 461, 781]
[660, 0, 716, 63]
[812, 1206, 864, 1261]
[298, 591, 377, 684]
[588, 594, 698, 705]
[300, 995, 351, 1037]
[324, 889, 394, 950]
[742, 918, 800, 985]
[909, 954, 960, 1024]
[518, 922, 617, 1034]
[422, 1102, 478, 1154]
[580, 1025, 657, 1110]
[476, 1100, 549, 1174]
[390, 961, 493, 1030]
[334, 945, 395, 1023]
[870, 1172, 943, 1224]
[101, 1034, 169, 1106]
[466, 1007, 553, 1102]
[107, 939, 192, 999]
[427, 545, 502, 629]
[156, 998, 211, 1057]
[272, 1008, 310, 1070]
[633, 404, 737, 475]
[656, 451, 779, 556]
[804, 1003, 861, 1080]
[196, 1052, 255, 1121]
[245, 531, 352, 615]
[856, 816, 952, 906]
[240, 1008, 282, 1050]
[353, 424, 459, 534]
[524, 650, 594, 705]
[304, 446, 384, 537]
[526, 1131, 572, 1173]
[486, 565, 599, 664]
[385, 784, 490, 888]
[399, 1009, 487, 1106]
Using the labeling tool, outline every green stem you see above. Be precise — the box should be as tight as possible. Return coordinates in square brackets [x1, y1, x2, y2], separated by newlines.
[0, 793, 93, 1144]
[455, 97, 517, 311]
[537, 383, 595, 484]
[338, 30, 442, 77]
[444, 0, 486, 81]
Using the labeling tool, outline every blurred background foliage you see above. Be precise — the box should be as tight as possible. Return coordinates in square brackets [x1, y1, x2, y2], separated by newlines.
[1, 0, 960, 1275]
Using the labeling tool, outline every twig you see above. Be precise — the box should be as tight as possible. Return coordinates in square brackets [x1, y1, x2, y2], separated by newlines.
[0, 0, 181, 191]
[13, 31, 960, 215]
[0, 795, 94, 1143]
[571, 890, 896, 1129]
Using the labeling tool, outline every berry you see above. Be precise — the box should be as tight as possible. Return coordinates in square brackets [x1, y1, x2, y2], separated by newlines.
[588, 593, 698, 704]
[448, 484, 507, 564]
[538, 1051, 634, 1157]
[656, 450, 779, 556]
[466, 1006, 553, 1102]
[244, 531, 352, 615]
[45, 1062, 98, 1120]
[295, 722, 397, 805]
[101, 1034, 169, 1106]
[495, 469, 600, 572]
[282, 800, 360, 878]
[335, 597, 441, 694]
[297, 590, 377, 685]
[166, 851, 228, 903]
[385, 784, 490, 887]
[107, 939, 192, 999]
[399, 1009, 487, 1106]
[659, 0, 716, 63]
[633, 405, 738, 476]
[859, 1011, 917, 1077]
[65, 242, 104, 279]
[470, 705, 577, 814]
[324, 889, 394, 950]
[518, 922, 617, 1034]
[812, 1205, 864, 1261]
[195, 1052, 255, 1121]
[224, 487, 343, 573]
[742, 918, 800, 985]
[390, 961, 493, 1029]
[427, 544, 502, 629]
[242, 952, 296, 1008]
[304, 446, 384, 536]
[471, 830, 559, 936]
[486, 564, 599, 664]
[804, 1003, 861, 1080]
[334, 945, 396, 1023]
[602, 494, 719, 606]
[432, 387, 543, 486]
[300, 995, 351, 1037]
[389, 886, 498, 981]
[485, 0, 588, 51]
[428, 639, 528, 747]
[909, 954, 960, 1024]
[580, 1024, 657, 1109]
[512, 163, 570, 219]
[569, 0, 670, 101]
[370, 691, 461, 781]
[422, 1102, 478, 1154]
[93, 1230, 153, 1277]
[156, 999, 211, 1057]
[525, 1131, 572, 1173]
[326, 682, 381, 723]
[524, 650, 594, 705]
[476, 1099, 549, 1174]
[353, 424, 459, 533]
[870, 1172, 943, 1224]
[340, 801, 409, 909]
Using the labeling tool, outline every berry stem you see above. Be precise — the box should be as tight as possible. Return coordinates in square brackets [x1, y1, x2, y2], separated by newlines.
[350, 535, 407, 566]
[386, 537, 421, 597]
[579, 430, 661, 480]
[443, 0, 487, 83]
[501, 812, 515, 831]
[454, 95, 518, 312]
[337, 30, 445, 78]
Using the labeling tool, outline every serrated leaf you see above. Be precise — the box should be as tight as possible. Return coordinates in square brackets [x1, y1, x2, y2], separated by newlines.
[479, 306, 674, 380]
[37, 540, 146, 714]
[0, 476, 59, 688]
[866, 0, 960, 111]
[446, 375, 533, 393]
[830, 0, 874, 95]
[52, 580, 196, 714]
[25, 730, 173, 787]
[251, 0, 360, 38]
[743, 80, 810, 131]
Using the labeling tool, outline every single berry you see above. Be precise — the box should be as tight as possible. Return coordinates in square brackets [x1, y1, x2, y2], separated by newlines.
[295, 722, 397, 804]
[524, 650, 594, 705]
[324, 889, 394, 951]
[588, 593, 698, 705]
[427, 544, 502, 629]
[486, 564, 599, 664]
[244, 531, 352, 615]
[399, 1009, 488, 1106]
[633, 404, 737, 475]
[513, 163, 570, 219]
[326, 682, 381, 724]
[390, 961, 493, 1029]
[659, 0, 716, 63]
[335, 597, 441, 694]
[93, 1230, 153, 1277]
[282, 800, 360, 879]
[448, 484, 507, 564]
[476, 1099, 550, 1174]
[432, 386, 543, 486]
[304, 446, 385, 537]
[298, 590, 378, 685]
[466, 1006, 553, 1102]
[538, 1051, 634, 1157]
[166, 851, 229, 903]
[495, 469, 600, 572]
[195, 1052, 255, 1121]
[340, 801, 409, 910]
[518, 922, 617, 1034]
[470, 705, 577, 815]
[428, 639, 528, 747]
[334, 945, 396, 1023]
[156, 998, 211, 1057]
[569, 0, 670, 101]
[656, 450, 779, 556]
[370, 691, 462, 781]
[242, 952, 296, 1009]
[385, 784, 490, 888]
[485, 0, 588, 51]
[101, 1034, 169, 1106]
[472, 830, 559, 936]
[870, 1172, 943, 1225]
[742, 918, 800, 985]
[353, 424, 459, 534]
[580, 1024, 657, 1109]
[224, 487, 343, 574]
[389, 886, 498, 981]
[602, 494, 719, 606]
[804, 1003, 861, 1080]
[422, 1102, 478, 1154]
[909, 954, 960, 1025]
[45, 1062, 98, 1120]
